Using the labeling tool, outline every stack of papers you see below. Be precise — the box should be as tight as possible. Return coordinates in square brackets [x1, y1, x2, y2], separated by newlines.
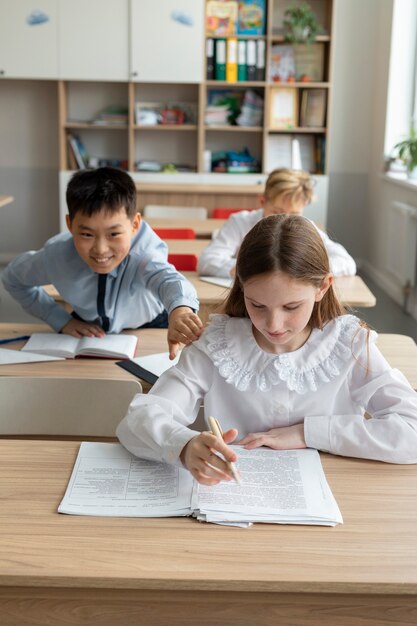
[0, 348, 64, 365]
[199, 276, 233, 288]
[22, 333, 138, 360]
[59, 443, 343, 527]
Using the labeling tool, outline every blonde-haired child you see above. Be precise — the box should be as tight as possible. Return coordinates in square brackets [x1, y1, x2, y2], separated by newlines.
[118, 215, 417, 486]
[197, 167, 356, 278]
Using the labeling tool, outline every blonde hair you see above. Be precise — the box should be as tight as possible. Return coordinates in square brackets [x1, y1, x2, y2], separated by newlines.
[264, 168, 314, 206]
[223, 214, 345, 329]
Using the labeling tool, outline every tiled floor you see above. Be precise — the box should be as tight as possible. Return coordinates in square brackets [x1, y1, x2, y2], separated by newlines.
[1, 265, 417, 341]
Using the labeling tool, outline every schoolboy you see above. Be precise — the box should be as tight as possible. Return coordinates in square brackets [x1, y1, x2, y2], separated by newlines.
[2, 167, 202, 358]
[197, 167, 357, 278]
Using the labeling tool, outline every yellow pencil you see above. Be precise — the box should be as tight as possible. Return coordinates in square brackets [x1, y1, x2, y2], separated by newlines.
[208, 416, 241, 485]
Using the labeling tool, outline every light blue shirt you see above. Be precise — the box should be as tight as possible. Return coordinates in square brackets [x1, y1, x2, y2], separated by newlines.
[2, 221, 199, 333]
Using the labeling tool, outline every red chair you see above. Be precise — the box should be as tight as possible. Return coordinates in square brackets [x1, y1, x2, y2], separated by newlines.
[153, 228, 196, 239]
[168, 253, 198, 271]
[212, 208, 253, 219]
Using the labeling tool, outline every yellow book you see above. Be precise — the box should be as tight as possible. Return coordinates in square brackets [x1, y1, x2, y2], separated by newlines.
[226, 38, 238, 82]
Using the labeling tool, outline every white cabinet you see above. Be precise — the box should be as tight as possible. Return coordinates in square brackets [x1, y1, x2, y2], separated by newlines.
[58, 0, 129, 81]
[0, 1, 58, 79]
[130, 0, 204, 83]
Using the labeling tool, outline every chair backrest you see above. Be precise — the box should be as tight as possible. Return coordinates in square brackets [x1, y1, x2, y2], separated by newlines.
[168, 253, 198, 271]
[153, 228, 196, 239]
[144, 205, 208, 220]
[212, 208, 250, 219]
[0, 377, 142, 437]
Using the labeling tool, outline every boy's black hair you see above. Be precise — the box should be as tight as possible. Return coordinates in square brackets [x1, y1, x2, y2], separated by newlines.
[66, 167, 137, 221]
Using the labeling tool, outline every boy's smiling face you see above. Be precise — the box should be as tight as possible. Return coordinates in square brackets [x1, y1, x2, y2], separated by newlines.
[66, 207, 141, 274]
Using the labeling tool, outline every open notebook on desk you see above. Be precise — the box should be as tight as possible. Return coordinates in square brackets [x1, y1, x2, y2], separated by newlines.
[58, 442, 343, 528]
[22, 333, 138, 360]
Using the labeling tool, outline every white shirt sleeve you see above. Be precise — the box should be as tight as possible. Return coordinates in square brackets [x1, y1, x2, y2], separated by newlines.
[116, 344, 213, 466]
[317, 227, 357, 276]
[197, 211, 261, 278]
[304, 340, 417, 463]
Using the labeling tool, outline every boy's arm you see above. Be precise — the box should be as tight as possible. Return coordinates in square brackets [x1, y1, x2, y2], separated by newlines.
[2, 250, 72, 331]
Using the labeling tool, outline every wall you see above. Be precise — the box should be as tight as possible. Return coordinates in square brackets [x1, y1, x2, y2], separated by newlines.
[0, 80, 59, 262]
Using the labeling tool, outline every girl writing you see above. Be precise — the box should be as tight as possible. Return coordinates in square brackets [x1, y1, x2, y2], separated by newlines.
[117, 215, 417, 485]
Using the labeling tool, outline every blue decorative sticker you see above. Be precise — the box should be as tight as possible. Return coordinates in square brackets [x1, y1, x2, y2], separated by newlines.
[171, 10, 193, 27]
[27, 9, 50, 26]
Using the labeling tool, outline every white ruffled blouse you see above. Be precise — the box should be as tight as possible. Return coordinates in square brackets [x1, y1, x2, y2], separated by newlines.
[117, 314, 417, 466]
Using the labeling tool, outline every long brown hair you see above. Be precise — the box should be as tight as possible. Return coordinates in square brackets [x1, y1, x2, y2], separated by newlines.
[223, 214, 346, 329]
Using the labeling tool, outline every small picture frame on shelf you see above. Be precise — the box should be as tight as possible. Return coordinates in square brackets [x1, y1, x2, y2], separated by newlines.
[299, 89, 327, 127]
[293, 43, 325, 82]
[269, 88, 298, 130]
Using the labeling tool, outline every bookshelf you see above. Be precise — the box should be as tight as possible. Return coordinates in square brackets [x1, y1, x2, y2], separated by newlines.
[58, 0, 333, 177]
[56, 0, 333, 226]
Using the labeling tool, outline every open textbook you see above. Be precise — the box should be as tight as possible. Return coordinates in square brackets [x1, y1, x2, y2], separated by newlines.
[58, 442, 343, 527]
[22, 333, 138, 360]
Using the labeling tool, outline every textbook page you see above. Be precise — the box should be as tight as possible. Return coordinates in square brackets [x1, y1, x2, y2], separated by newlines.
[199, 276, 233, 288]
[58, 442, 194, 517]
[131, 351, 180, 377]
[0, 347, 64, 365]
[22, 333, 137, 359]
[193, 447, 343, 526]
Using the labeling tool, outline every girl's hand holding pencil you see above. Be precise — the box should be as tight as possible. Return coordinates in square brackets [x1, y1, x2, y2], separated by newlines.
[180, 419, 240, 486]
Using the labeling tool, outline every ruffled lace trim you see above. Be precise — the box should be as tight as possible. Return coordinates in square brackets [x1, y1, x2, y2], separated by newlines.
[205, 314, 360, 395]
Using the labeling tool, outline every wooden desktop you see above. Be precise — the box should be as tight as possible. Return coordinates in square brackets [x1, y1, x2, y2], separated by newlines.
[0, 324, 416, 391]
[0, 439, 416, 626]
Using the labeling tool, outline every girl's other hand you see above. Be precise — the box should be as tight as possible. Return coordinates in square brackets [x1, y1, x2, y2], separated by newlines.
[238, 423, 306, 450]
[180, 428, 238, 485]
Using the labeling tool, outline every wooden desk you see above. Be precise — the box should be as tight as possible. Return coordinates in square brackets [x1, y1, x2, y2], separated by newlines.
[146, 217, 225, 238]
[1, 324, 416, 391]
[0, 324, 167, 392]
[182, 273, 377, 322]
[0, 195, 13, 208]
[377, 333, 417, 389]
[166, 239, 209, 256]
[1, 439, 416, 626]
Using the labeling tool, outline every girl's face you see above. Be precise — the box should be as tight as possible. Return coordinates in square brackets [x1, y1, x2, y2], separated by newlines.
[243, 270, 332, 354]
[261, 194, 306, 217]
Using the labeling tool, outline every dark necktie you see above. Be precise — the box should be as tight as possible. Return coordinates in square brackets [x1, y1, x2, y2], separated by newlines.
[97, 274, 110, 332]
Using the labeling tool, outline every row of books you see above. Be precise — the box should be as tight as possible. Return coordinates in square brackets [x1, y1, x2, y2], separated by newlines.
[207, 38, 265, 82]
[207, 0, 266, 37]
[67, 134, 127, 171]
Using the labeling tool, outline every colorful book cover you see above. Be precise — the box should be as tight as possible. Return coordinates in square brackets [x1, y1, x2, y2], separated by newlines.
[237, 0, 266, 35]
[206, 1, 238, 37]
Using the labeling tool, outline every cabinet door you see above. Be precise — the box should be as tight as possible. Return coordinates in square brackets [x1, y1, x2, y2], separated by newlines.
[130, 0, 204, 83]
[0, 1, 58, 79]
[58, 0, 128, 80]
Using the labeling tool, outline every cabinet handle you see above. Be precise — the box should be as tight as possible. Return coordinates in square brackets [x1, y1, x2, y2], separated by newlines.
[0, 70, 5, 76]
[131, 71, 138, 77]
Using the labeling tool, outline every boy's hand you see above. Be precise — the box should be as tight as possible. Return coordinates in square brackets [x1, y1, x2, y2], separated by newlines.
[180, 428, 238, 485]
[167, 306, 203, 359]
[61, 319, 106, 338]
[238, 424, 306, 450]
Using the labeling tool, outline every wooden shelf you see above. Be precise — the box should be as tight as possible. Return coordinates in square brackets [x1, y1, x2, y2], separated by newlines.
[270, 35, 331, 43]
[268, 82, 330, 88]
[133, 125, 198, 131]
[205, 125, 263, 132]
[65, 122, 128, 130]
[268, 127, 327, 134]
[205, 80, 266, 88]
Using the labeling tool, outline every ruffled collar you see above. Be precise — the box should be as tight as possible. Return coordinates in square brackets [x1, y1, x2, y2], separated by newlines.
[200, 313, 363, 394]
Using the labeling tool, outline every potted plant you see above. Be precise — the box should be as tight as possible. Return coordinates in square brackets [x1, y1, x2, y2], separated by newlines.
[283, 2, 322, 44]
[394, 128, 417, 179]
